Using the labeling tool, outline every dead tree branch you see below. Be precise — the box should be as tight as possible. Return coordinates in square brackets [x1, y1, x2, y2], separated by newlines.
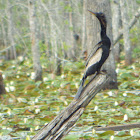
[95, 123, 140, 131]
[32, 74, 108, 140]
[0, 45, 13, 53]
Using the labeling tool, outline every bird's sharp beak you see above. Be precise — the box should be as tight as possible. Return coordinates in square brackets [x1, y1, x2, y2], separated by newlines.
[88, 10, 96, 16]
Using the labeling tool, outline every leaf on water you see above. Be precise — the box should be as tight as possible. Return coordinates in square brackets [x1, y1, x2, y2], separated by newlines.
[96, 130, 114, 136]
[40, 115, 55, 122]
[64, 134, 79, 140]
[17, 97, 27, 103]
[23, 110, 34, 115]
[116, 131, 131, 137]
[35, 81, 43, 88]
[118, 101, 125, 106]
[113, 115, 123, 120]
[24, 85, 36, 90]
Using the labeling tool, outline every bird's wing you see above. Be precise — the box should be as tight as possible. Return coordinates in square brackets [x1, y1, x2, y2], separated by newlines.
[86, 41, 103, 67]
[86, 47, 103, 70]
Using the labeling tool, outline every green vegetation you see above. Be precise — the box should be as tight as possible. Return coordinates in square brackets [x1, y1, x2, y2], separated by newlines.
[0, 46, 140, 140]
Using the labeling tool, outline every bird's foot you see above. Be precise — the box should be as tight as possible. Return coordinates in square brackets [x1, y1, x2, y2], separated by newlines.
[99, 70, 107, 75]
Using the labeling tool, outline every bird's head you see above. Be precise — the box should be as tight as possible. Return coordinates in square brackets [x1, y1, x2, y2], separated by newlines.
[88, 10, 107, 28]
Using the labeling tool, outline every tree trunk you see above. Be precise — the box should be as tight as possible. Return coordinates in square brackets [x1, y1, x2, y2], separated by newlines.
[0, 72, 6, 95]
[1, 20, 8, 60]
[69, 2, 74, 59]
[7, 0, 16, 60]
[28, 0, 42, 81]
[82, 0, 87, 53]
[112, 0, 121, 62]
[120, 0, 132, 65]
[65, 1, 76, 60]
[41, 1, 62, 75]
[86, 0, 118, 89]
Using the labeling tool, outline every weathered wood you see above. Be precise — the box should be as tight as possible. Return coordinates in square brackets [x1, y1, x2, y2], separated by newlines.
[95, 123, 140, 131]
[32, 74, 108, 140]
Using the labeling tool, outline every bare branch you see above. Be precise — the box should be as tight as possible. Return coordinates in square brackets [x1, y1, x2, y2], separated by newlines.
[113, 8, 140, 46]
[95, 123, 140, 131]
[0, 46, 13, 53]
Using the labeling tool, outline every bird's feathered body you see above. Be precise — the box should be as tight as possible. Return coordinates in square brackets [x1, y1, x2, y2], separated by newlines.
[75, 11, 111, 99]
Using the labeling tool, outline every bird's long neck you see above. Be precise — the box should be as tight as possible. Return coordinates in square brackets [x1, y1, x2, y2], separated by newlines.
[100, 24, 107, 40]
[100, 22, 111, 48]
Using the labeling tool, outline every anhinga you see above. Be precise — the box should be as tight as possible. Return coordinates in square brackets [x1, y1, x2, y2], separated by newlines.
[75, 11, 111, 99]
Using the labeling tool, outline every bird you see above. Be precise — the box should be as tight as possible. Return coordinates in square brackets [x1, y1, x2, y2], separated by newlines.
[75, 11, 111, 99]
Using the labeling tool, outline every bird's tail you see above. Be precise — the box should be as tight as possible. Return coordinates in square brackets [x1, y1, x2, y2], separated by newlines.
[74, 76, 86, 99]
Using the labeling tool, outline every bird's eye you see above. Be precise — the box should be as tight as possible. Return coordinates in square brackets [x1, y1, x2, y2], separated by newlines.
[101, 13, 104, 16]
